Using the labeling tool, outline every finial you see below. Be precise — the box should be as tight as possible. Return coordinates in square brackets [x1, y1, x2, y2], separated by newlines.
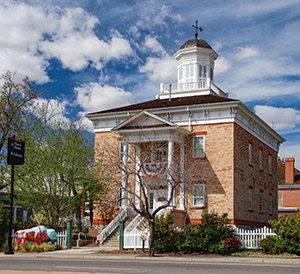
[192, 20, 203, 40]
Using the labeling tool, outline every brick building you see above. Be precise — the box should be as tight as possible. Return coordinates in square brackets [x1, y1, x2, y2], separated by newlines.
[87, 34, 284, 234]
[278, 158, 300, 218]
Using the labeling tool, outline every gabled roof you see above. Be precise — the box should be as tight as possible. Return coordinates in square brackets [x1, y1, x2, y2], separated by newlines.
[87, 95, 238, 116]
[112, 110, 191, 135]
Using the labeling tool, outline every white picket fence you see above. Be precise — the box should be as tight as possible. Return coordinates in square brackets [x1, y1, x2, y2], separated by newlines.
[124, 228, 149, 249]
[56, 231, 67, 247]
[234, 226, 276, 249]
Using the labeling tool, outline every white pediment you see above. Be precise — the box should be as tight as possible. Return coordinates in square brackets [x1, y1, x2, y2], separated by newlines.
[113, 110, 175, 130]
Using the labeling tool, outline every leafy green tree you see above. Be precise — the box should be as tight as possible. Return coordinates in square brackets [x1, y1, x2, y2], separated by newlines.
[0, 203, 9, 248]
[0, 71, 38, 191]
[13, 115, 104, 230]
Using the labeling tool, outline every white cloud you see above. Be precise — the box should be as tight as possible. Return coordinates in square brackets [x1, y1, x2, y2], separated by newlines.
[215, 57, 231, 76]
[0, 1, 133, 82]
[139, 55, 177, 83]
[254, 105, 300, 130]
[236, 46, 260, 59]
[75, 82, 134, 113]
[143, 36, 166, 55]
[279, 142, 300, 170]
[31, 97, 71, 125]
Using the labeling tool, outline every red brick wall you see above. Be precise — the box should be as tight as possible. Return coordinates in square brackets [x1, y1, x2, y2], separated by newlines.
[185, 123, 235, 224]
[281, 189, 300, 208]
[233, 124, 278, 226]
[285, 158, 295, 184]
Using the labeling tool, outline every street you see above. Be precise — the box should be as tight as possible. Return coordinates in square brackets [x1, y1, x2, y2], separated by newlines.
[0, 257, 300, 274]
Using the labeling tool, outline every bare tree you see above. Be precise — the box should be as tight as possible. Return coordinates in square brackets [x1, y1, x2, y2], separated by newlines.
[96, 138, 190, 257]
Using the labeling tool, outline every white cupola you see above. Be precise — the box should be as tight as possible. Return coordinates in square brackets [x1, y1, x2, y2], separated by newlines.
[175, 38, 218, 88]
[158, 23, 228, 99]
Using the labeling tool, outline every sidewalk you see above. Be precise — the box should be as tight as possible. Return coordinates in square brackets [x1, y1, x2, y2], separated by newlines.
[2, 246, 300, 266]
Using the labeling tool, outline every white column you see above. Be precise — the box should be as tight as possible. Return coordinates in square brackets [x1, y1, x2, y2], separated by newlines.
[135, 145, 141, 209]
[121, 142, 129, 209]
[168, 140, 174, 206]
[179, 142, 185, 210]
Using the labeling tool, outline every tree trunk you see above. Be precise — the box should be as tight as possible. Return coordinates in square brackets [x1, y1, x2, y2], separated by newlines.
[148, 219, 155, 257]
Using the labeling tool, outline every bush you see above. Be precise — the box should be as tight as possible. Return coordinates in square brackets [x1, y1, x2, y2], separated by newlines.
[268, 213, 300, 255]
[14, 242, 62, 252]
[155, 214, 178, 253]
[177, 213, 235, 254]
[259, 236, 289, 254]
[218, 237, 241, 255]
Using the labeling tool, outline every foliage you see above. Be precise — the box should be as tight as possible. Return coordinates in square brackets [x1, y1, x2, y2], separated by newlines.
[154, 213, 179, 253]
[176, 213, 235, 254]
[14, 242, 63, 252]
[267, 213, 300, 255]
[2, 102, 107, 230]
[218, 237, 241, 255]
[0, 71, 38, 191]
[0, 204, 9, 248]
[259, 236, 289, 255]
[153, 213, 239, 255]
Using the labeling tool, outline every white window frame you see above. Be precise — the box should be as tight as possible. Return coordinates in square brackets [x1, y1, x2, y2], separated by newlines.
[249, 143, 253, 165]
[193, 184, 205, 207]
[249, 188, 253, 211]
[193, 135, 205, 158]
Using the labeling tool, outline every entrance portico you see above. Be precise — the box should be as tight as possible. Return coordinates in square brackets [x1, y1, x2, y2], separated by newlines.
[112, 110, 191, 211]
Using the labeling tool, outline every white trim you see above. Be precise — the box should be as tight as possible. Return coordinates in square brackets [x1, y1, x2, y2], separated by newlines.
[193, 135, 205, 158]
[193, 184, 205, 207]
[278, 207, 299, 212]
[278, 184, 300, 190]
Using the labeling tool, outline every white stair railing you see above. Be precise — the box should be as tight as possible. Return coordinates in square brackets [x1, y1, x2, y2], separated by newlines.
[97, 208, 130, 245]
[125, 214, 143, 232]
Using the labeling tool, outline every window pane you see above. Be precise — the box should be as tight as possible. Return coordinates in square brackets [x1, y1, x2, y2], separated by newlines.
[249, 143, 252, 165]
[199, 65, 202, 78]
[193, 136, 204, 157]
[193, 184, 205, 206]
[249, 188, 253, 210]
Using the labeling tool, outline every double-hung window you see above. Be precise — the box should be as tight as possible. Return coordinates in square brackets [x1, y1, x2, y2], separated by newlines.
[268, 155, 272, 175]
[259, 149, 263, 170]
[259, 191, 263, 213]
[249, 187, 253, 211]
[249, 143, 253, 165]
[269, 195, 273, 215]
[193, 135, 205, 158]
[193, 184, 205, 207]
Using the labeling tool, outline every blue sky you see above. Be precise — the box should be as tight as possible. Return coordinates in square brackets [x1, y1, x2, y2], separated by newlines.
[1, 0, 300, 168]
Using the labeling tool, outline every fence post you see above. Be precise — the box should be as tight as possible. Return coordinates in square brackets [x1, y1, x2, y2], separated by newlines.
[119, 220, 124, 250]
[66, 219, 72, 250]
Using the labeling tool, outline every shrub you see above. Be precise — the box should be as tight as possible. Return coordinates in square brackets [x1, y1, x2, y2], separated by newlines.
[155, 214, 178, 253]
[259, 236, 290, 254]
[218, 237, 241, 255]
[268, 213, 300, 255]
[177, 213, 235, 254]
[14, 242, 62, 252]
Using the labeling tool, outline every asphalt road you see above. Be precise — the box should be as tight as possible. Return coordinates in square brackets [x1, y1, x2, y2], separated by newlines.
[1, 257, 300, 274]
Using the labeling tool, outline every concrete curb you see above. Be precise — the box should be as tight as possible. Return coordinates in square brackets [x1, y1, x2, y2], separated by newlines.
[1, 247, 300, 266]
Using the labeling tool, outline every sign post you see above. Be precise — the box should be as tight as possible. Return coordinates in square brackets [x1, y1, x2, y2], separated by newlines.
[5, 136, 25, 255]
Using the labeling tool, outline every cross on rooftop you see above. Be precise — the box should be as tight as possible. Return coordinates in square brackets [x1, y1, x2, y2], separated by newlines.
[192, 20, 203, 40]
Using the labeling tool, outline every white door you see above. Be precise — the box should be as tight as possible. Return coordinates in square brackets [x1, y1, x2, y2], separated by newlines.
[149, 189, 168, 212]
